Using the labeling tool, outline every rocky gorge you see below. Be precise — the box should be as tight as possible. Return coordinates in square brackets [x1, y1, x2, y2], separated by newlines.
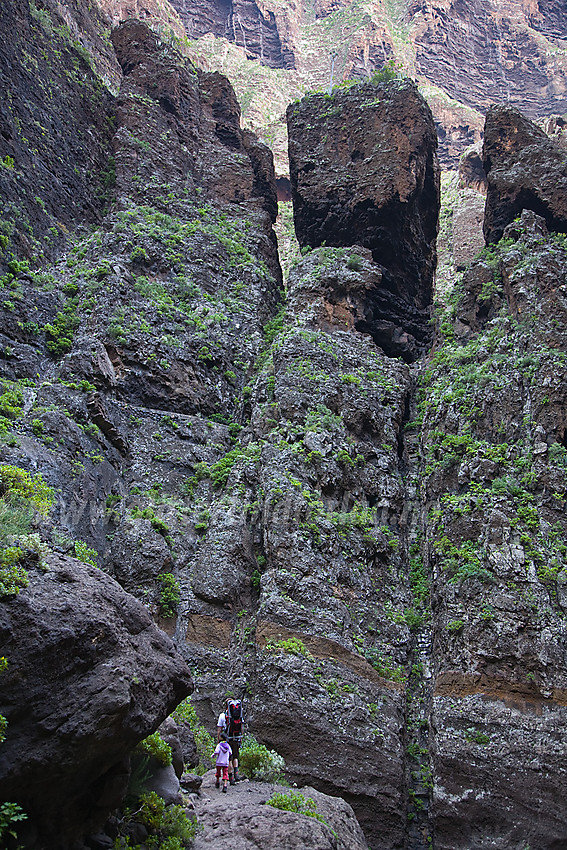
[1, 1, 567, 849]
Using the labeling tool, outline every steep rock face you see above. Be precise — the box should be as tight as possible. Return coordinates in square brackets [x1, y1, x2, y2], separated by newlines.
[458, 145, 487, 194]
[420, 210, 567, 849]
[100, 0, 187, 39]
[410, 0, 567, 120]
[3, 4, 567, 850]
[160, 0, 567, 171]
[182, 245, 418, 849]
[111, 20, 278, 225]
[287, 79, 439, 360]
[0, 553, 192, 847]
[0, 12, 283, 848]
[169, 0, 296, 68]
[482, 104, 567, 244]
[0, 0, 119, 271]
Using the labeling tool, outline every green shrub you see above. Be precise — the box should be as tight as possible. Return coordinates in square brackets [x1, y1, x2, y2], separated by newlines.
[370, 60, 399, 84]
[239, 734, 285, 782]
[0, 464, 54, 516]
[0, 465, 54, 595]
[0, 659, 28, 842]
[116, 791, 197, 850]
[0, 382, 23, 419]
[157, 572, 180, 617]
[267, 789, 315, 814]
[194, 508, 210, 534]
[0, 801, 27, 844]
[266, 789, 335, 834]
[74, 540, 98, 567]
[263, 304, 286, 348]
[264, 636, 313, 660]
[44, 302, 80, 356]
[0, 547, 27, 597]
[131, 506, 173, 545]
[137, 732, 172, 766]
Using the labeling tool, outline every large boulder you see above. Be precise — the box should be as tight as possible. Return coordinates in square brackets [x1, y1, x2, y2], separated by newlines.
[482, 104, 567, 244]
[192, 771, 369, 850]
[0, 553, 193, 848]
[286, 78, 440, 310]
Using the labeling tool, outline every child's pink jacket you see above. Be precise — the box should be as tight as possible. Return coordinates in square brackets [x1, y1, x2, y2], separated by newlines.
[214, 741, 232, 766]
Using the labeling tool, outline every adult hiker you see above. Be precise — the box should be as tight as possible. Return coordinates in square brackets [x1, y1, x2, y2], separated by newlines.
[213, 733, 232, 793]
[216, 697, 244, 784]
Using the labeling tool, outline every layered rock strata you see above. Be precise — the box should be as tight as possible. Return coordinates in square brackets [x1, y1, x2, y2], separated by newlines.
[3, 2, 567, 848]
[0, 11, 283, 848]
[169, 0, 296, 68]
[183, 243, 414, 850]
[410, 0, 567, 120]
[421, 209, 567, 849]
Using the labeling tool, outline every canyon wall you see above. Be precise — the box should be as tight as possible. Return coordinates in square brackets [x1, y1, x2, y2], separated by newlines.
[131, 0, 567, 169]
[1, 2, 567, 849]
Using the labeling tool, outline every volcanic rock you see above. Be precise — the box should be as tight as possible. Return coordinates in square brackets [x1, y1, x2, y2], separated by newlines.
[0, 0, 118, 270]
[287, 78, 440, 311]
[422, 208, 567, 849]
[192, 771, 369, 850]
[458, 145, 487, 194]
[483, 105, 567, 244]
[169, 0, 296, 69]
[0, 553, 193, 847]
[411, 0, 567, 120]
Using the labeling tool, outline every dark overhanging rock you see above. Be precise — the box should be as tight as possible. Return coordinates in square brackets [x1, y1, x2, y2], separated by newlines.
[483, 104, 567, 244]
[286, 78, 439, 362]
[0, 553, 193, 849]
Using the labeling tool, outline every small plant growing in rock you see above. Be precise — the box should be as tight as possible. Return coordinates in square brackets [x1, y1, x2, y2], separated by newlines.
[370, 60, 400, 84]
[0, 465, 54, 596]
[265, 636, 313, 660]
[0, 658, 27, 842]
[266, 790, 335, 835]
[464, 728, 490, 745]
[346, 254, 362, 271]
[171, 697, 214, 774]
[194, 508, 210, 534]
[0, 801, 27, 845]
[115, 790, 197, 849]
[0, 546, 27, 597]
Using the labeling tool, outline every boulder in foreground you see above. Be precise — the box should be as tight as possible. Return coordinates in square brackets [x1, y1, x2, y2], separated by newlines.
[0, 553, 193, 848]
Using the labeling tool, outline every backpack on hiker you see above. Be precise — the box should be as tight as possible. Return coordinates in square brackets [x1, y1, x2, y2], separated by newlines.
[226, 699, 244, 741]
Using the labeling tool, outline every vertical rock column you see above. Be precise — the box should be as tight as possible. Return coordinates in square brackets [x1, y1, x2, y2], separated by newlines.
[287, 78, 440, 362]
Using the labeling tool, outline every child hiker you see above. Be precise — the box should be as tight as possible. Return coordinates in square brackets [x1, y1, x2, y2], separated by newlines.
[213, 733, 232, 793]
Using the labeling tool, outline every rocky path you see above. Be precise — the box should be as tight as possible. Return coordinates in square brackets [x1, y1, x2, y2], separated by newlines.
[190, 771, 369, 850]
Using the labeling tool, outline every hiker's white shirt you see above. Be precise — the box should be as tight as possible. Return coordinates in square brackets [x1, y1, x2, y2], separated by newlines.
[217, 712, 227, 730]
